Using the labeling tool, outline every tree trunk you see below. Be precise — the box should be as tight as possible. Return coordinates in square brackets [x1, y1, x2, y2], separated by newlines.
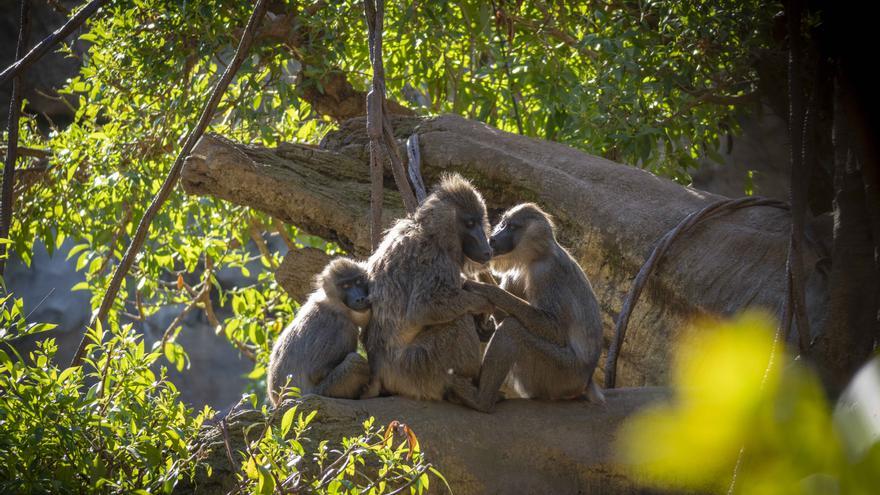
[812, 76, 880, 393]
[181, 388, 668, 494]
[181, 114, 827, 387]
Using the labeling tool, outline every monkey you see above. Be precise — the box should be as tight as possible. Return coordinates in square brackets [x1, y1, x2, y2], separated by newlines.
[360, 173, 494, 409]
[464, 203, 605, 411]
[267, 257, 372, 405]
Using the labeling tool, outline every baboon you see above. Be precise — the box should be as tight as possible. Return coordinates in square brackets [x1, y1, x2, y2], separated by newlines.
[465, 203, 605, 410]
[361, 173, 494, 407]
[267, 258, 372, 405]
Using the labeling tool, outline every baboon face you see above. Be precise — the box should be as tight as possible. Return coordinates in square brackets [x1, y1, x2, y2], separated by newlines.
[459, 208, 493, 264]
[490, 203, 554, 257]
[419, 173, 492, 264]
[337, 272, 370, 311]
[322, 259, 371, 312]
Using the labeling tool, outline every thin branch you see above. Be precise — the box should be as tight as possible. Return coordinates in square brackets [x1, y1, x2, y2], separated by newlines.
[218, 417, 239, 474]
[272, 217, 297, 251]
[0, 146, 49, 159]
[248, 215, 278, 269]
[405, 133, 426, 204]
[604, 196, 789, 388]
[69, 0, 270, 367]
[0, 0, 108, 88]
[1, 0, 31, 276]
[158, 287, 205, 351]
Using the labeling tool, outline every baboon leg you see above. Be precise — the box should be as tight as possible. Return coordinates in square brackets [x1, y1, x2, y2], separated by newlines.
[476, 318, 524, 411]
[464, 281, 566, 346]
[444, 373, 489, 412]
[360, 376, 383, 399]
[510, 319, 580, 369]
[477, 318, 579, 408]
[313, 352, 371, 399]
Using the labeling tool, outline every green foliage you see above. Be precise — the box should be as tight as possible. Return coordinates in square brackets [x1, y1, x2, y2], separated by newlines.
[226, 394, 444, 495]
[1, 2, 782, 491]
[368, 0, 776, 180]
[0, 299, 210, 493]
[616, 312, 880, 494]
[6, 0, 779, 383]
[0, 289, 442, 493]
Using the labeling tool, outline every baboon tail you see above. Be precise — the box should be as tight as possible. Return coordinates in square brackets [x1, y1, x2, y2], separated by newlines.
[587, 379, 606, 405]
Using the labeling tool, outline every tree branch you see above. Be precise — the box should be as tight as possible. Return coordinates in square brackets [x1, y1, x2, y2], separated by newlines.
[0, 0, 108, 87]
[69, 0, 270, 367]
[181, 114, 816, 386]
[1, 0, 31, 276]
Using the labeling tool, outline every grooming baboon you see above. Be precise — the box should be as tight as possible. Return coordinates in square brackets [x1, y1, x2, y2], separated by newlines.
[361, 173, 494, 407]
[267, 258, 372, 405]
[465, 203, 605, 410]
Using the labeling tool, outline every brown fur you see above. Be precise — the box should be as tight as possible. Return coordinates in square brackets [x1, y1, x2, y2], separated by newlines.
[466, 203, 605, 410]
[267, 258, 371, 405]
[361, 174, 492, 406]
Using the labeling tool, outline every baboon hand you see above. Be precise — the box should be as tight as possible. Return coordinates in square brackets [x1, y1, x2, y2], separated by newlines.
[467, 291, 495, 315]
[463, 279, 489, 292]
[464, 280, 500, 306]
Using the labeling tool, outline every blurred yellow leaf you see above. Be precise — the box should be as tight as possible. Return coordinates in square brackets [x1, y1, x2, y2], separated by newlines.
[617, 311, 782, 491]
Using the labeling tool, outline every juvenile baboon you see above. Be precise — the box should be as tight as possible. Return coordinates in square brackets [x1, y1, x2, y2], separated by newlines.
[267, 258, 372, 405]
[465, 203, 605, 410]
[361, 173, 494, 407]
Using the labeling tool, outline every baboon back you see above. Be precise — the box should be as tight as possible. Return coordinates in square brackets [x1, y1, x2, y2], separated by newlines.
[366, 222, 481, 400]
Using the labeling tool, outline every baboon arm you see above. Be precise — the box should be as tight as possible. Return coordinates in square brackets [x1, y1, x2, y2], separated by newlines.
[312, 352, 370, 399]
[464, 280, 566, 346]
[404, 286, 490, 328]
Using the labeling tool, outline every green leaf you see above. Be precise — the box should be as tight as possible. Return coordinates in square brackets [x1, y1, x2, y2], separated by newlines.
[280, 406, 296, 438]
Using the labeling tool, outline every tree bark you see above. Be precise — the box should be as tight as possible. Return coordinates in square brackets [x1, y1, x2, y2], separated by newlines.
[812, 75, 880, 393]
[181, 114, 828, 387]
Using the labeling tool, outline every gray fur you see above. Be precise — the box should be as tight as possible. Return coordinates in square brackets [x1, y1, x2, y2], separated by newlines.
[267, 258, 371, 404]
[467, 203, 605, 410]
[361, 174, 492, 406]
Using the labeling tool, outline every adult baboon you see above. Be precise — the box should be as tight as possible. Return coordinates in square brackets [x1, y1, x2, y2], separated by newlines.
[362, 173, 493, 407]
[465, 203, 605, 410]
[267, 258, 371, 405]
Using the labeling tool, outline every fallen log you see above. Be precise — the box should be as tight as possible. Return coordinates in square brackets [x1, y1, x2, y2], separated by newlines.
[182, 388, 668, 494]
[181, 114, 826, 387]
[274, 246, 332, 302]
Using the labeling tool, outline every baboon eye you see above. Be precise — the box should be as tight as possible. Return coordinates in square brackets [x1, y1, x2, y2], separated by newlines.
[342, 283, 352, 290]
[465, 219, 476, 228]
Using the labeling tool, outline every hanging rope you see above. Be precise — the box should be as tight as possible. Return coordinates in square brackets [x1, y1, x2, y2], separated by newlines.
[603, 196, 789, 389]
[364, 0, 418, 250]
